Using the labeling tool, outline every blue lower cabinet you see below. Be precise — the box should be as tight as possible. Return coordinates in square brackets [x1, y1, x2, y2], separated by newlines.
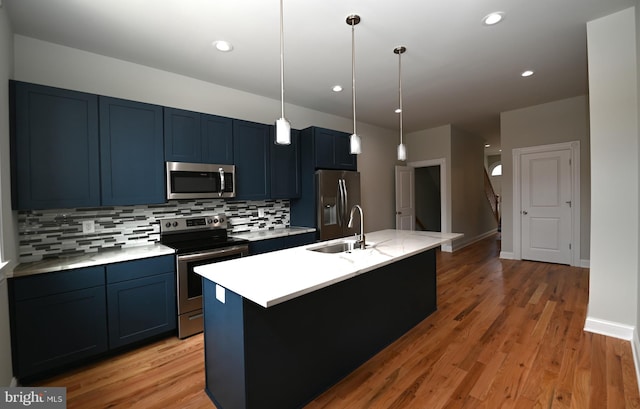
[9, 267, 108, 379]
[107, 272, 176, 349]
[9, 256, 177, 381]
[282, 232, 316, 248]
[249, 233, 316, 255]
[106, 255, 176, 349]
[249, 238, 284, 255]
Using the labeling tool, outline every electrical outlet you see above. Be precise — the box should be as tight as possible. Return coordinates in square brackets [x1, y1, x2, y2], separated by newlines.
[82, 220, 95, 234]
[258, 209, 265, 218]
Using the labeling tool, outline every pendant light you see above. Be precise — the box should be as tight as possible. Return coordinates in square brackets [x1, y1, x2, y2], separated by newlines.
[347, 14, 361, 154]
[275, 0, 291, 145]
[395, 46, 407, 161]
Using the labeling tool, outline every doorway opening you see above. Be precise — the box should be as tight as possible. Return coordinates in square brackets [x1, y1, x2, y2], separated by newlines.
[415, 166, 441, 231]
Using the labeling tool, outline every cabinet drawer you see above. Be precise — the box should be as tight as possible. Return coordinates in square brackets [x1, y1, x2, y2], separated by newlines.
[12, 266, 105, 302]
[106, 255, 175, 284]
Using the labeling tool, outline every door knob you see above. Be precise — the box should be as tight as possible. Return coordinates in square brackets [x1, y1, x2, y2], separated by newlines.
[522, 210, 528, 215]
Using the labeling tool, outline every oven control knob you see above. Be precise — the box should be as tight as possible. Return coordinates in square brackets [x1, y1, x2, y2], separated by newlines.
[172, 221, 178, 227]
[213, 218, 219, 224]
[165, 222, 171, 228]
[207, 218, 213, 224]
[219, 217, 225, 223]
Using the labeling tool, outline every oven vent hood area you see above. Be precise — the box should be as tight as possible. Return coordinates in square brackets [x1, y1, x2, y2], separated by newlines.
[166, 161, 236, 200]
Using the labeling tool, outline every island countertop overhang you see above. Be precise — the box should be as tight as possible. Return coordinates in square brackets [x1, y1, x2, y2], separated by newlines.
[194, 229, 462, 308]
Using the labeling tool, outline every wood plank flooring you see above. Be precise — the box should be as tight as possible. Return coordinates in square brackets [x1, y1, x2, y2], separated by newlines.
[33, 234, 640, 408]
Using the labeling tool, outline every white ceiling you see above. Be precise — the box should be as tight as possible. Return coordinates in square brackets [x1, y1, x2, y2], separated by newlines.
[3, 0, 636, 154]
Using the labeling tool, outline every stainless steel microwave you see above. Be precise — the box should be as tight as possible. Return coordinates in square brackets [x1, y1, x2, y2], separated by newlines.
[166, 162, 236, 200]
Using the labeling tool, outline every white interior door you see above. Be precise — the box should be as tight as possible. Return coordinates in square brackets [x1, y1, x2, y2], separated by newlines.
[521, 149, 572, 264]
[395, 166, 415, 230]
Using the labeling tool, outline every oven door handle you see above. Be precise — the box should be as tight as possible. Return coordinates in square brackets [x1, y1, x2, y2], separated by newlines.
[177, 246, 248, 262]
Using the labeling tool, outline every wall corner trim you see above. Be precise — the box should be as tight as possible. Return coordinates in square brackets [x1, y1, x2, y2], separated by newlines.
[579, 259, 590, 268]
[499, 251, 515, 260]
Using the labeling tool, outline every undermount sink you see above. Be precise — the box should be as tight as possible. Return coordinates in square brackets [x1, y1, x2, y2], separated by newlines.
[307, 240, 371, 254]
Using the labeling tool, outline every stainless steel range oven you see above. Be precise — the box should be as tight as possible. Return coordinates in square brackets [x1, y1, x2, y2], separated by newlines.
[160, 214, 249, 338]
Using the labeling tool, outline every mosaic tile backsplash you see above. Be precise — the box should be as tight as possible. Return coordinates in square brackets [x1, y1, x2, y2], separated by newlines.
[18, 199, 290, 262]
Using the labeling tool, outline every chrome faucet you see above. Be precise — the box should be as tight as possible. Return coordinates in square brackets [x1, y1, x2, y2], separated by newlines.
[347, 205, 365, 249]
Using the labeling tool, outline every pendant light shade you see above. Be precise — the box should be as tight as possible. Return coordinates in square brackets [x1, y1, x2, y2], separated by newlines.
[397, 142, 407, 161]
[347, 14, 361, 154]
[395, 46, 407, 161]
[275, 0, 291, 145]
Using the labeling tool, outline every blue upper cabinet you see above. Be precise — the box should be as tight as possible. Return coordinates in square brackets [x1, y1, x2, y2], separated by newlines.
[233, 120, 271, 200]
[202, 113, 234, 164]
[164, 107, 233, 164]
[164, 108, 200, 162]
[10, 81, 101, 210]
[304, 126, 357, 171]
[270, 128, 301, 199]
[99, 97, 165, 206]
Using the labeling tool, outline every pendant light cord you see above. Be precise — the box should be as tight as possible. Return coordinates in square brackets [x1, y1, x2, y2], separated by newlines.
[399, 50, 403, 145]
[351, 19, 357, 136]
[280, 0, 285, 119]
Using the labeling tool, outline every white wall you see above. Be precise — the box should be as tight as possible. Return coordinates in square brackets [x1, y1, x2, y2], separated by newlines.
[500, 96, 591, 261]
[636, 0, 640, 346]
[450, 126, 497, 249]
[12, 35, 399, 234]
[405, 124, 497, 247]
[586, 7, 639, 335]
[406, 124, 452, 233]
[0, 3, 16, 387]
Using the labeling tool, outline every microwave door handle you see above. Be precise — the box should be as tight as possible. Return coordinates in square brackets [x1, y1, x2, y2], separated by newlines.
[218, 168, 225, 197]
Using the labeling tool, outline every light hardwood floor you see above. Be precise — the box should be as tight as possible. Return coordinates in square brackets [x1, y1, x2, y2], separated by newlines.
[34, 234, 640, 408]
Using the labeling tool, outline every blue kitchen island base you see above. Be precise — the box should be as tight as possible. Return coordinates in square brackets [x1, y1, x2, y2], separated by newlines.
[202, 248, 437, 409]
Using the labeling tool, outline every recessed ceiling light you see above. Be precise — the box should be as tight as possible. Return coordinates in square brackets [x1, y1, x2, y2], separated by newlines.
[482, 12, 504, 26]
[521, 70, 534, 77]
[332, 85, 343, 92]
[485, 144, 491, 148]
[213, 40, 233, 52]
[395, 108, 402, 114]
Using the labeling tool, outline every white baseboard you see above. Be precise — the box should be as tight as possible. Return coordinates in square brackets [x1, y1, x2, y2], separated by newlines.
[497, 253, 589, 268]
[584, 317, 634, 340]
[452, 229, 497, 252]
[441, 244, 452, 253]
[499, 251, 515, 260]
[632, 329, 640, 396]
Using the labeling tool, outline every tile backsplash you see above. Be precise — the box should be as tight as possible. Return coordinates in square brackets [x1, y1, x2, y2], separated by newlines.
[18, 199, 290, 262]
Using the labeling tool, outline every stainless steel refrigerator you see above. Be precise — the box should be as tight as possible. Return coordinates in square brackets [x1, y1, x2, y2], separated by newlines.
[316, 169, 361, 241]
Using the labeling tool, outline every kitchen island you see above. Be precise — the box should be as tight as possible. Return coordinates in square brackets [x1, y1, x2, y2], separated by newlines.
[195, 229, 461, 409]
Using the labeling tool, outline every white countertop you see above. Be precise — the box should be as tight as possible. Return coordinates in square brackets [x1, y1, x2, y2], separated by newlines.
[10, 243, 175, 278]
[195, 229, 462, 308]
[230, 226, 316, 241]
